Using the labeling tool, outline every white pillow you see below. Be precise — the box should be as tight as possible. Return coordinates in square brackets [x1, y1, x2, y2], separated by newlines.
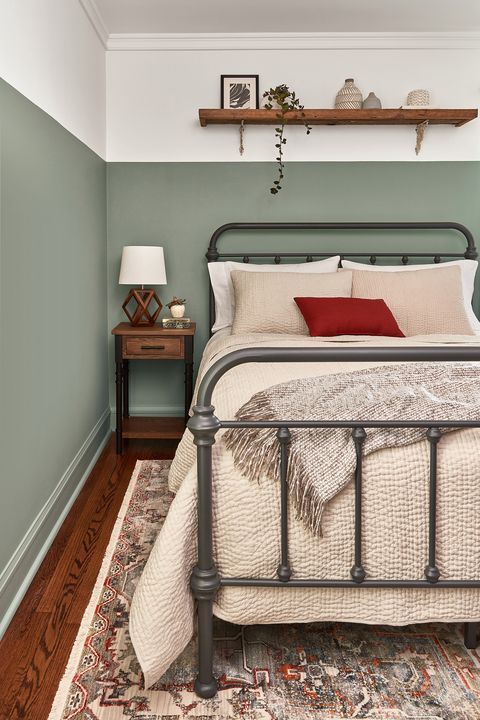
[209, 256, 340, 332]
[342, 258, 480, 334]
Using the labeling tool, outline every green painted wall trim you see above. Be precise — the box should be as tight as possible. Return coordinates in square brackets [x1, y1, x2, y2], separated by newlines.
[107, 161, 480, 412]
[0, 78, 109, 632]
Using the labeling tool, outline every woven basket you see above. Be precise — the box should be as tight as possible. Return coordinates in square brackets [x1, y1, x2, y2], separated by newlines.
[406, 89, 430, 106]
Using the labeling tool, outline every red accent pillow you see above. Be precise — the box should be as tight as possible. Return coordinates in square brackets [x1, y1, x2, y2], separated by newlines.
[294, 297, 405, 337]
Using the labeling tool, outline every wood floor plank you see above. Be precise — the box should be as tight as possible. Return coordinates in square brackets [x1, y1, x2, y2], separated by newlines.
[0, 435, 177, 720]
[0, 615, 79, 720]
[37, 451, 133, 614]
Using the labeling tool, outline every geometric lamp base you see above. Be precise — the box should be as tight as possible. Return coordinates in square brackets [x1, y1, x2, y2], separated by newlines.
[122, 288, 163, 326]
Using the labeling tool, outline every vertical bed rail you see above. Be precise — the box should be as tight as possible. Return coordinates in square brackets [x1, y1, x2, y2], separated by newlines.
[351, 428, 367, 584]
[425, 428, 442, 583]
[277, 427, 292, 582]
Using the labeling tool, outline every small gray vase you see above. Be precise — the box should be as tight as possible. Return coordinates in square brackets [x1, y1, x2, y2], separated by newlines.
[362, 92, 382, 109]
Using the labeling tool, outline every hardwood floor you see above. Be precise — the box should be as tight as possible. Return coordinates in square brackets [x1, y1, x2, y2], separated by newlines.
[0, 435, 178, 720]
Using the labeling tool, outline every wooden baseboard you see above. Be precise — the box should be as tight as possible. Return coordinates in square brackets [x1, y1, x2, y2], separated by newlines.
[111, 404, 185, 417]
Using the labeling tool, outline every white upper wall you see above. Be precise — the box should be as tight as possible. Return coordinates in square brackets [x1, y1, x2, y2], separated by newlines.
[1, 0, 479, 163]
[0, 0, 106, 157]
[106, 41, 480, 162]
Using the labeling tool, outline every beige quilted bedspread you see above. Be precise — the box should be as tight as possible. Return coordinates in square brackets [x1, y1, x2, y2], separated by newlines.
[130, 330, 480, 688]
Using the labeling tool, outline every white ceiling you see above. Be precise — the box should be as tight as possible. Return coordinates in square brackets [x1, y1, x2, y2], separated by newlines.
[94, 0, 480, 34]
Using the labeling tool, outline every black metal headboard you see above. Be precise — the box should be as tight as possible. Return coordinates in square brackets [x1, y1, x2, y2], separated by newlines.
[206, 221, 477, 331]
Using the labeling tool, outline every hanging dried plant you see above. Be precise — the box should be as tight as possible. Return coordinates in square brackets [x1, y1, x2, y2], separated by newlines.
[263, 85, 312, 194]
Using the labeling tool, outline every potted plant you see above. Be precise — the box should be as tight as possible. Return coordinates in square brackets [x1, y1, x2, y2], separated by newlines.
[263, 85, 312, 194]
[167, 296, 186, 318]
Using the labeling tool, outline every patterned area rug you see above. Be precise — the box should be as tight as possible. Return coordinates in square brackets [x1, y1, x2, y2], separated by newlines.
[49, 460, 480, 719]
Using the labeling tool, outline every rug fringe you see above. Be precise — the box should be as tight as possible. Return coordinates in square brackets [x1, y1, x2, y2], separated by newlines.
[48, 461, 145, 720]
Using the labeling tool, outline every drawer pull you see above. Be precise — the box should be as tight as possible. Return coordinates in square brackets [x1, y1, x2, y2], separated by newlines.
[141, 344, 165, 350]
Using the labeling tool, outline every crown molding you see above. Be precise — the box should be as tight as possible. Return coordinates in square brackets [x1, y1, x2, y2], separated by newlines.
[78, 0, 109, 47]
[106, 31, 480, 52]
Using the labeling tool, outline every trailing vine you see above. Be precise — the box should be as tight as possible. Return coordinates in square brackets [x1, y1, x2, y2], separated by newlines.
[263, 85, 311, 194]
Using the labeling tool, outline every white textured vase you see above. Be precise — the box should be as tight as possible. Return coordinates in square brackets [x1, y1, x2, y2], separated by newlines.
[335, 78, 363, 109]
[170, 304, 185, 318]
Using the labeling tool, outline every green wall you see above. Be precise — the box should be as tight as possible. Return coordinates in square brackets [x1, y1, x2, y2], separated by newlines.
[107, 161, 480, 413]
[2, 81, 480, 630]
[0, 79, 109, 626]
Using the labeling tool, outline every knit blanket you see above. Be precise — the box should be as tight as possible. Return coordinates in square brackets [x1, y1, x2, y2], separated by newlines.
[225, 362, 480, 534]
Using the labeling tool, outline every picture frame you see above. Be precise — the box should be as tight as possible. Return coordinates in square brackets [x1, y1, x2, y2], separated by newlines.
[220, 75, 259, 110]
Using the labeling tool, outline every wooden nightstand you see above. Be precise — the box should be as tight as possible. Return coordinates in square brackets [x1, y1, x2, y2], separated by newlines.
[111, 322, 196, 454]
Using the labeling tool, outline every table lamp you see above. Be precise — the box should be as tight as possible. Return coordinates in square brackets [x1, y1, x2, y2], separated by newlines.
[119, 246, 167, 325]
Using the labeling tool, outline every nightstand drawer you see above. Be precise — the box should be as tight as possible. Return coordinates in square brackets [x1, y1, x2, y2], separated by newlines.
[123, 336, 184, 359]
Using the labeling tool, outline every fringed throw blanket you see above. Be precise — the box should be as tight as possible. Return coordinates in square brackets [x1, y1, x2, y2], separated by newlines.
[225, 362, 480, 534]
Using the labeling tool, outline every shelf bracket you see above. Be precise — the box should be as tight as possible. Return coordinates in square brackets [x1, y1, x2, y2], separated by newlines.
[239, 120, 245, 156]
[415, 120, 429, 155]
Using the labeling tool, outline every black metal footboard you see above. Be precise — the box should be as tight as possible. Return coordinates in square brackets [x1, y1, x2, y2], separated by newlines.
[188, 346, 480, 698]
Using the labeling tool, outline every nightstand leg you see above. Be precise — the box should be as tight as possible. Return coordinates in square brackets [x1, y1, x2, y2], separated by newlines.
[115, 361, 123, 454]
[123, 360, 130, 418]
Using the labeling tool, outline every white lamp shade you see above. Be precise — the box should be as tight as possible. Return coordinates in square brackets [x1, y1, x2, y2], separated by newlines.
[119, 246, 167, 286]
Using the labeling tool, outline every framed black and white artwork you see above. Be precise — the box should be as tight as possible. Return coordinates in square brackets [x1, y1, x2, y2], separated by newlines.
[221, 75, 259, 110]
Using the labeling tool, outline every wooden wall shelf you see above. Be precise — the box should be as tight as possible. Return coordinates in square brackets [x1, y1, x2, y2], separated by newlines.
[199, 108, 478, 128]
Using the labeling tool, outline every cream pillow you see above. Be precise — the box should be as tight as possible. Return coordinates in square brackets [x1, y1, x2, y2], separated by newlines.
[342, 258, 480, 334]
[208, 256, 340, 332]
[231, 270, 353, 335]
[351, 265, 474, 336]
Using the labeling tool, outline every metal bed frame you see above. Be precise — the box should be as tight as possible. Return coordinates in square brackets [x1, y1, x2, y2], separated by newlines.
[188, 222, 480, 698]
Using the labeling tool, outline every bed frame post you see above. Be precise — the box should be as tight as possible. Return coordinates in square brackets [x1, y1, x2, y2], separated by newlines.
[464, 622, 479, 649]
[188, 404, 221, 699]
